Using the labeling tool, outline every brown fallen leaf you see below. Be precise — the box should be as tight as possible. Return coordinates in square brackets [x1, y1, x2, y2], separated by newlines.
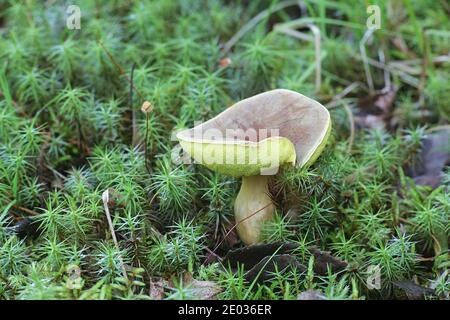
[308, 246, 348, 276]
[407, 129, 450, 188]
[149, 278, 168, 300]
[393, 280, 435, 300]
[221, 242, 348, 283]
[149, 274, 222, 300]
[245, 254, 306, 284]
[355, 87, 397, 130]
[412, 175, 442, 189]
[181, 272, 222, 300]
[297, 289, 326, 300]
[222, 242, 298, 269]
[185, 279, 222, 300]
[12, 217, 41, 240]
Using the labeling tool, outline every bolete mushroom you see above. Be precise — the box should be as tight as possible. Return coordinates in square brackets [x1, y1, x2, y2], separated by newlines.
[177, 89, 331, 245]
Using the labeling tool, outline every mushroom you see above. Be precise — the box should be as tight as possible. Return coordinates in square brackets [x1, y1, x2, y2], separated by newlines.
[177, 89, 331, 245]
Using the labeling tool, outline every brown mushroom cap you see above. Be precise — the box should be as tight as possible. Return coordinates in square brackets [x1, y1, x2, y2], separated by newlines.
[177, 89, 331, 175]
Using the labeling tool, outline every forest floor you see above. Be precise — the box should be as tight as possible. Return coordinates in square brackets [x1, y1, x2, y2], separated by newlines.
[0, 1, 449, 300]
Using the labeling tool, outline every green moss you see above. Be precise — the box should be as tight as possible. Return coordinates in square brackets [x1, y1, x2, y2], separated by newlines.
[0, 0, 448, 300]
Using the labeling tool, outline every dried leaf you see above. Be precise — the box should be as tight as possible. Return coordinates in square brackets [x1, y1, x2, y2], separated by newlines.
[309, 246, 348, 276]
[297, 289, 326, 300]
[412, 175, 443, 189]
[222, 242, 297, 269]
[13, 217, 41, 239]
[407, 129, 450, 188]
[372, 89, 397, 114]
[355, 87, 397, 130]
[245, 254, 306, 284]
[149, 278, 168, 300]
[150, 274, 222, 300]
[393, 281, 435, 300]
[182, 273, 222, 299]
[222, 242, 348, 282]
[186, 279, 222, 300]
[354, 114, 386, 130]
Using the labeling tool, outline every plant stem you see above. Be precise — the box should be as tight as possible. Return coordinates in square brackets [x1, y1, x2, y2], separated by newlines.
[234, 175, 275, 245]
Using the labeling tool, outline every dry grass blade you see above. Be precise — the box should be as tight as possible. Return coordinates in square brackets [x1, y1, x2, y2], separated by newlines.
[274, 21, 322, 92]
[102, 189, 129, 281]
[342, 102, 355, 153]
[360, 28, 376, 94]
[221, 0, 300, 54]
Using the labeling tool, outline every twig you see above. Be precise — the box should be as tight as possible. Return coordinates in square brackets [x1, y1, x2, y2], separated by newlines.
[45, 164, 66, 180]
[98, 40, 145, 103]
[388, 55, 450, 75]
[378, 49, 391, 90]
[102, 189, 129, 281]
[354, 54, 420, 88]
[325, 82, 361, 108]
[12, 205, 38, 216]
[204, 247, 222, 262]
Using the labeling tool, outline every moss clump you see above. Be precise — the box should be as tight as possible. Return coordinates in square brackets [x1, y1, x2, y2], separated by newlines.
[0, 1, 448, 300]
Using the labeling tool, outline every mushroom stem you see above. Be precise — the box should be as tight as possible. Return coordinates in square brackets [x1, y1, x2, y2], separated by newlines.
[234, 175, 275, 245]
